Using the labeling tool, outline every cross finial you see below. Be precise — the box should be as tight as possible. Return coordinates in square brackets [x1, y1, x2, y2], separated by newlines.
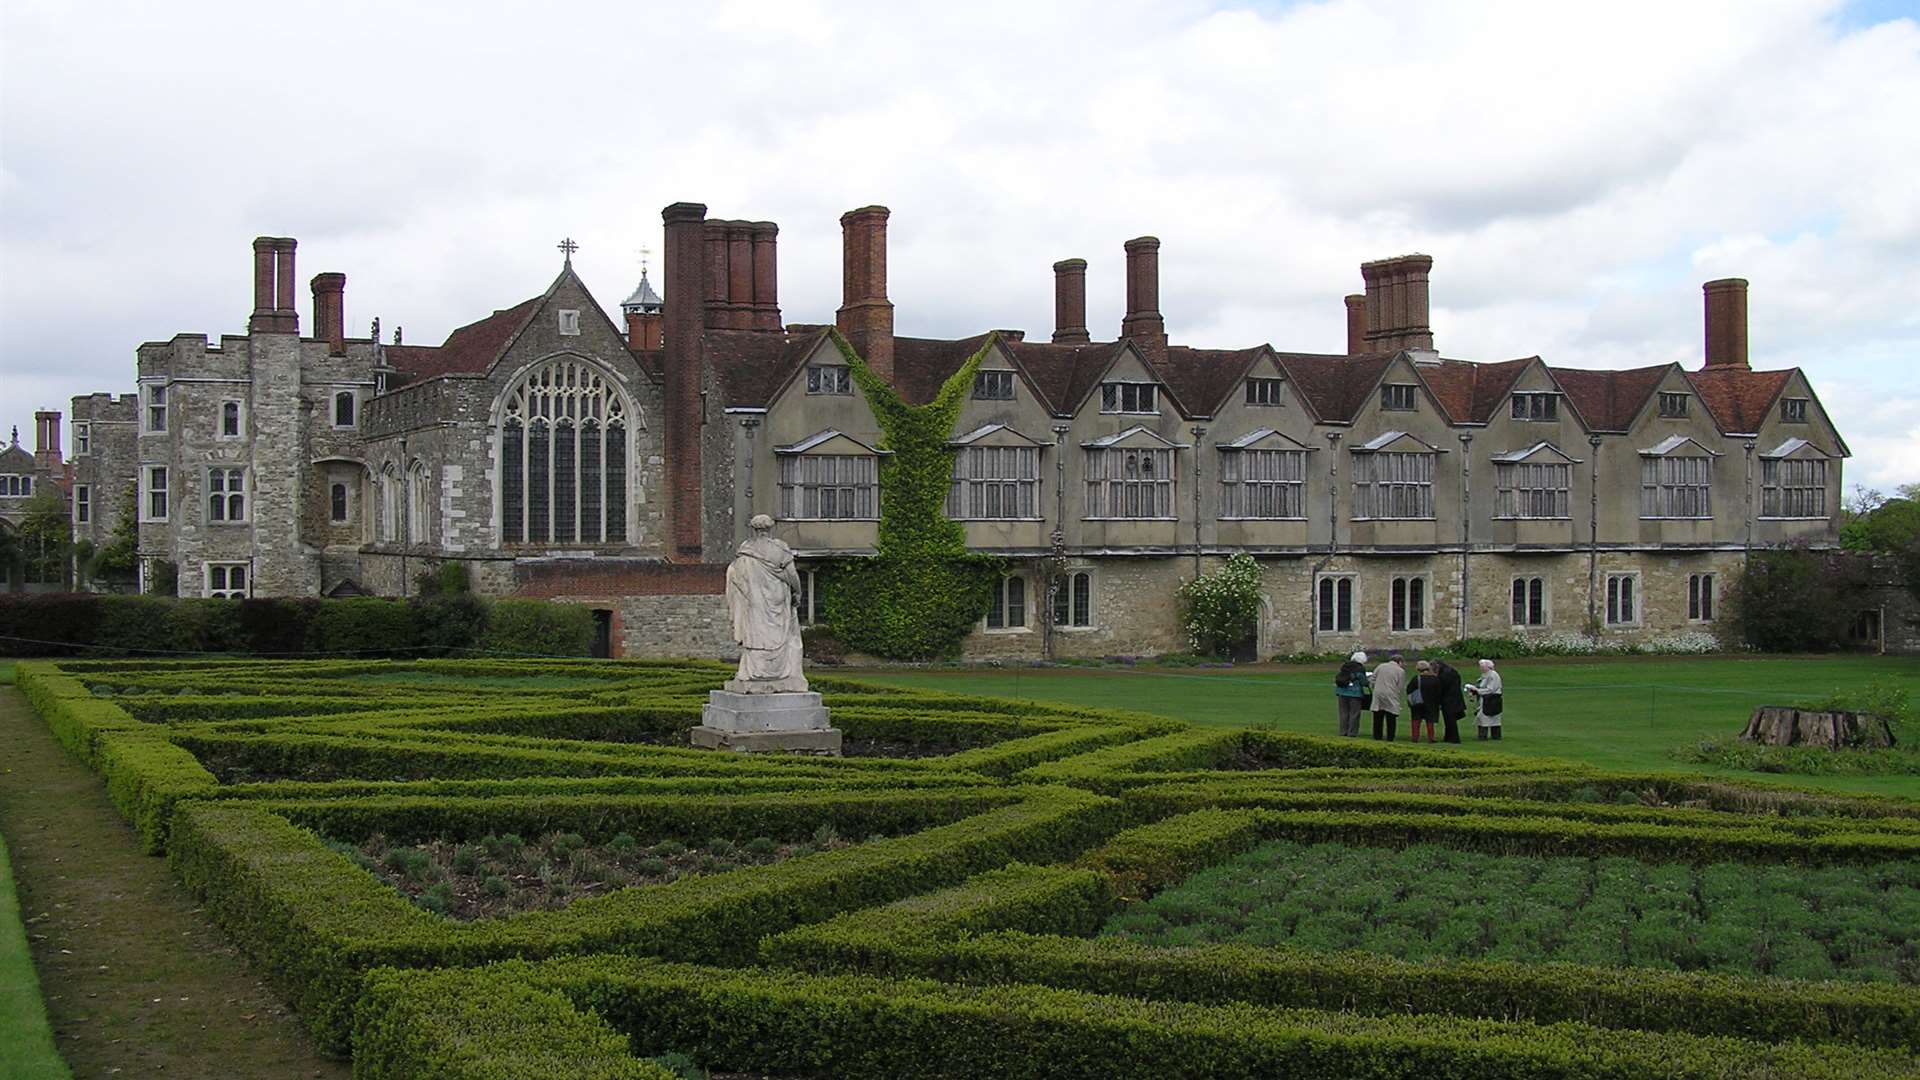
[558, 237, 579, 264]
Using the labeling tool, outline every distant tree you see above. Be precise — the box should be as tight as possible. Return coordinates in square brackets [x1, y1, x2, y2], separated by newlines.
[87, 483, 140, 590]
[17, 491, 72, 587]
[1841, 483, 1920, 553]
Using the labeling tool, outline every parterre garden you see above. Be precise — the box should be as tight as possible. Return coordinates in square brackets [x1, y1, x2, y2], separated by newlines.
[14, 657, 1920, 1079]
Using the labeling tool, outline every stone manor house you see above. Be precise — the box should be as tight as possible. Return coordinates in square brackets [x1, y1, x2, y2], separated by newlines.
[59, 202, 1848, 658]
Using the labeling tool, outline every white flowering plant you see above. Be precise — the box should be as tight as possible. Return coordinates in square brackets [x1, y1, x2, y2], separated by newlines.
[1176, 553, 1264, 658]
[1638, 630, 1721, 654]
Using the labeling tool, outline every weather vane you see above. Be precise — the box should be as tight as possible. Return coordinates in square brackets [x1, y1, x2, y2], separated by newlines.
[558, 237, 579, 265]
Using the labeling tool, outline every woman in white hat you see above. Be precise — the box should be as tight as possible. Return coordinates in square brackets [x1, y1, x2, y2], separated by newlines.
[1468, 658, 1505, 740]
[1333, 651, 1370, 737]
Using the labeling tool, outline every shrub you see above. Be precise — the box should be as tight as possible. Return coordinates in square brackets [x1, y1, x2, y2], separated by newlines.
[410, 593, 489, 656]
[1176, 554, 1262, 659]
[307, 599, 417, 658]
[1725, 546, 1872, 652]
[481, 600, 593, 657]
[801, 625, 847, 665]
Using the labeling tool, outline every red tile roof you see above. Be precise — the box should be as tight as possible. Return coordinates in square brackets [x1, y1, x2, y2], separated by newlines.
[893, 333, 996, 405]
[1001, 340, 1128, 415]
[1545, 363, 1672, 432]
[1417, 357, 1536, 424]
[1685, 367, 1793, 434]
[705, 328, 824, 409]
[1148, 346, 1267, 418]
[383, 296, 542, 381]
[1273, 353, 1395, 423]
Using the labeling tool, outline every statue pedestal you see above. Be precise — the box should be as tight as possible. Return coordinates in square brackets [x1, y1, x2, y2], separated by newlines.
[690, 690, 841, 756]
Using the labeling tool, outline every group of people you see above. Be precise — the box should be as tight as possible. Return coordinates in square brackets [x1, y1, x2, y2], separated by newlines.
[1333, 653, 1505, 743]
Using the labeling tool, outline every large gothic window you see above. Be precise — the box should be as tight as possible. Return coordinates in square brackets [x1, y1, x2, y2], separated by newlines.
[499, 359, 632, 545]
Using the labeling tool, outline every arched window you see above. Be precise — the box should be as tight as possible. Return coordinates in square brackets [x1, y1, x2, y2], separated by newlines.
[334, 391, 356, 428]
[379, 465, 398, 542]
[330, 482, 349, 523]
[407, 461, 431, 544]
[499, 359, 632, 545]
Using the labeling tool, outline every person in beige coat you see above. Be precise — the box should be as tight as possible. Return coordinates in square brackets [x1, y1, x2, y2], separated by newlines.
[1369, 652, 1406, 742]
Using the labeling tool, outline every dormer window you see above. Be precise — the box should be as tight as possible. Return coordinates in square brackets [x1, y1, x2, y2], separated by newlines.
[973, 370, 1015, 400]
[1658, 392, 1689, 418]
[557, 309, 581, 336]
[806, 366, 852, 395]
[1381, 384, 1417, 412]
[1100, 382, 1159, 414]
[1510, 393, 1558, 421]
[1781, 398, 1809, 423]
[1245, 377, 1284, 406]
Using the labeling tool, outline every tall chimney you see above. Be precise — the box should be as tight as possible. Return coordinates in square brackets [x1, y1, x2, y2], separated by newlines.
[837, 205, 895, 382]
[1345, 294, 1367, 355]
[1120, 237, 1167, 357]
[1703, 278, 1749, 369]
[248, 237, 298, 334]
[311, 272, 346, 355]
[33, 410, 62, 472]
[662, 201, 709, 562]
[1360, 254, 1434, 353]
[1052, 258, 1090, 344]
[703, 223, 730, 330]
[750, 221, 780, 331]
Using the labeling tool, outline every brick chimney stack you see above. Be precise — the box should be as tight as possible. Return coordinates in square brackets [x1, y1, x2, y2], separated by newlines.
[1345, 294, 1367, 355]
[1360, 254, 1434, 354]
[1052, 258, 1090, 344]
[626, 309, 663, 351]
[1703, 278, 1750, 369]
[837, 205, 895, 382]
[1119, 237, 1167, 358]
[662, 201, 709, 562]
[311, 272, 346, 355]
[751, 221, 780, 331]
[248, 237, 300, 334]
[33, 410, 62, 472]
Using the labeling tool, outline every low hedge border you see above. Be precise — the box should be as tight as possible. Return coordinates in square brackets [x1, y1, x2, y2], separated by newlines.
[384, 957, 1920, 1079]
[355, 965, 675, 1080]
[762, 845, 1920, 1052]
[167, 785, 1119, 1051]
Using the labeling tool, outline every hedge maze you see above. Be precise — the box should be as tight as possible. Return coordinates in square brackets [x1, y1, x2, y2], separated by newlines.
[16, 658, 1920, 1079]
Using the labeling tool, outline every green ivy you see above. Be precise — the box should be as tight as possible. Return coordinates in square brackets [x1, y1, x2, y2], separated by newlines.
[821, 331, 1004, 660]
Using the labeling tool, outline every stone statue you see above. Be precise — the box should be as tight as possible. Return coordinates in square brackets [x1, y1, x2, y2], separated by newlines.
[723, 514, 807, 694]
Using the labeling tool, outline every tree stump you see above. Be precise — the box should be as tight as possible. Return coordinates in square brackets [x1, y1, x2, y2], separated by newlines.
[1740, 707, 1897, 749]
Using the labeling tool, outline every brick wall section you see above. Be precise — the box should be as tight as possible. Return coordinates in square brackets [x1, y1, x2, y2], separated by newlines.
[511, 560, 732, 660]
[511, 560, 725, 598]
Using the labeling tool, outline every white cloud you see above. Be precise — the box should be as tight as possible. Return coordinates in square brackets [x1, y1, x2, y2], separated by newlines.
[1, 0, 1916, 481]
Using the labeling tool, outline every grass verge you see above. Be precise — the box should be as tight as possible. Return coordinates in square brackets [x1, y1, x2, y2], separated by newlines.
[0, 832, 69, 1080]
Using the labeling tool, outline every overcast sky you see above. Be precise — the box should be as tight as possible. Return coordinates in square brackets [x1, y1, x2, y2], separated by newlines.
[3, 0, 1916, 489]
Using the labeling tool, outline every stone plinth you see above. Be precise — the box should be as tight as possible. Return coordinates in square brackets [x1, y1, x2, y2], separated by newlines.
[691, 690, 840, 755]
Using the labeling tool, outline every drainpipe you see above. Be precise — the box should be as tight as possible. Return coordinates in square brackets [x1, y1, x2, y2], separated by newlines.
[1191, 424, 1207, 578]
[1458, 432, 1472, 640]
[1047, 423, 1071, 660]
[1743, 439, 1756, 566]
[1587, 434, 1602, 641]
[740, 417, 759, 544]
[1309, 432, 1342, 653]
[398, 436, 409, 599]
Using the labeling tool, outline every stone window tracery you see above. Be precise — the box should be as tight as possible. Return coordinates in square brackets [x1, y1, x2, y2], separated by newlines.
[498, 359, 633, 545]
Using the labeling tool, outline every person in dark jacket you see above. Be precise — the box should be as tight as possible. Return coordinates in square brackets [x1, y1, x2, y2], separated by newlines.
[1431, 659, 1467, 744]
[1409, 660, 1442, 743]
[1333, 651, 1369, 737]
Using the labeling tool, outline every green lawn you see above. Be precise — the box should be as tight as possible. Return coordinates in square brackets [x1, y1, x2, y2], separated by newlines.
[0, 834, 71, 1080]
[848, 655, 1920, 798]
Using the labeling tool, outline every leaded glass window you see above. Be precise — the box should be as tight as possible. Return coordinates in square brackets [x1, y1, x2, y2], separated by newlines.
[498, 359, 634, 545]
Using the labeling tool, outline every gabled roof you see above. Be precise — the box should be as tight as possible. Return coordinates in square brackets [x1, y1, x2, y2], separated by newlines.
[1271, 353, 1396, 423]
[950, 423, 1050, 447]
[1685, 367, 1794, 434]
[893, 333, 997, 405]
[1001, 340, 1128, 416]
[1217, 427, 1317, 451]
[1355, 430, 1446, 453]
[1147, 345, 1269, 418]
[384, 296, 542, 380]
[708, 328, 825, 409]
[1417, 357, 1537, 424]
[1545, 363, 1673, 432]
[1760, 437, 1829, 459]
[1081, 424, 1191, 449]
[1490, 440, 1582, 464]
[1641, 434, 1723, 457]
[773, 429, 890, 455]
